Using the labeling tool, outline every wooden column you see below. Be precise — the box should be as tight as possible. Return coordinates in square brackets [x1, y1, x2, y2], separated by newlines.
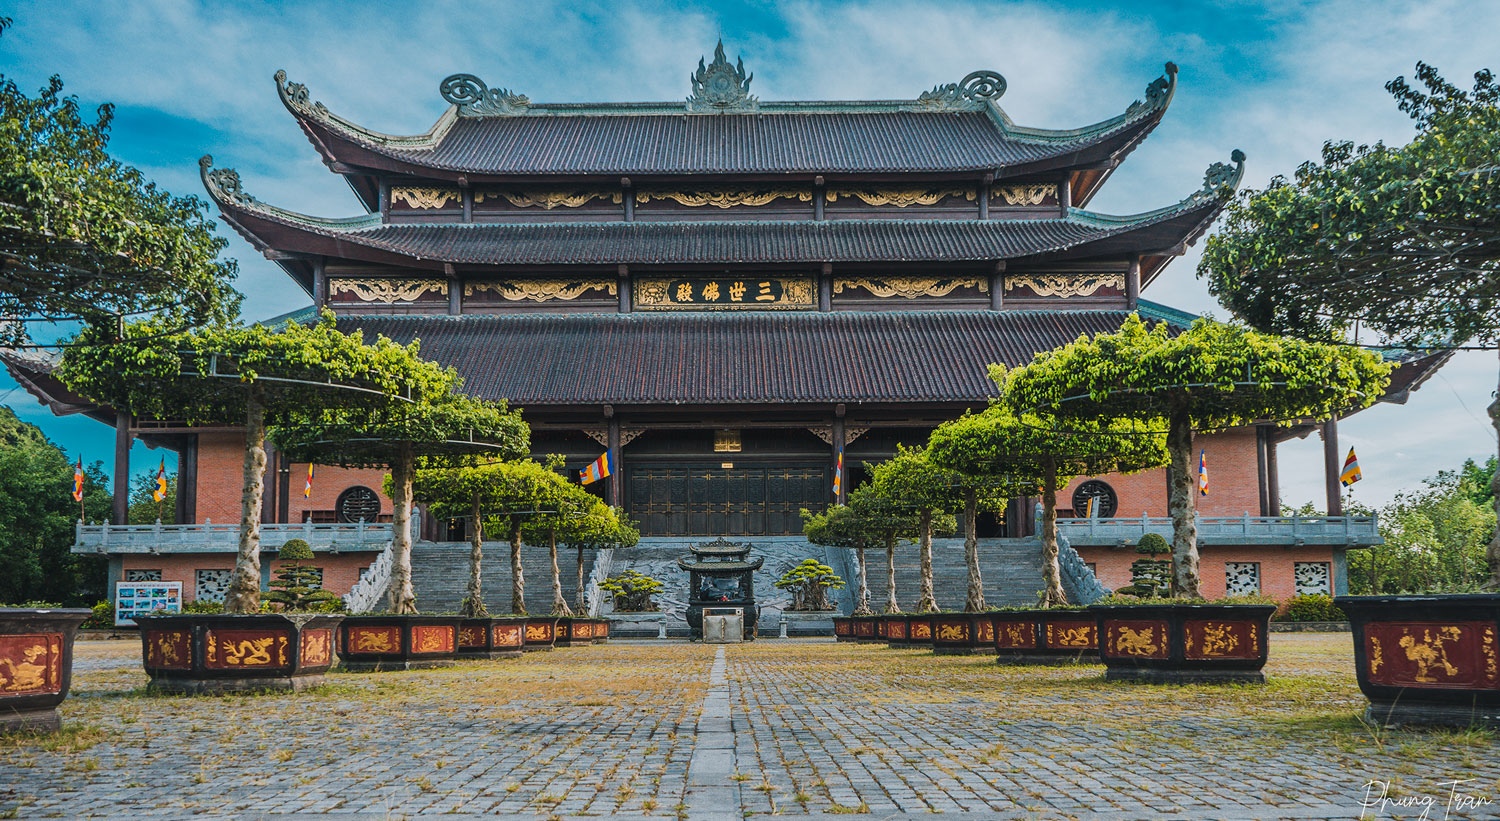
[813, 176, 825, 221]
[819, 263, 833, 312]
[1059, 174, 1072, 212]
[1255, 426, 1269, 516]
[176, 434, 198, 524]
[445, 264, 461, 315]
[621, 177, 633, 222]
[1266, 433, 1281, 515]
[606, 412, 621, 509]
[617, 265, 631, 313]
[312, 258, 327, 311]
[112, 413, 131, 525]
[261, 442, 279, 525]
[979, 174, 993, 219]
[1125, 257, 1141, 310]
[832, 405, 846, 506]
[1323, 419, 1342, 515]
[378, 178, 390, 222]
[461, 187, 473, 223]
[990, 261, 1005, 311]
[277, 452, 291, 525]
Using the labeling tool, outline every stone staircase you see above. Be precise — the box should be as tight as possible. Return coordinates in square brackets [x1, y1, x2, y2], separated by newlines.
[855, 537, 1046, 612]
[402, 540, 601, 615]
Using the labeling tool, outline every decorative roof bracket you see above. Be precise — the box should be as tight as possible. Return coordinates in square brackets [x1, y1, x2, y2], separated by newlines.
[1125, 62, 1179, 118]
[916, 70, 1007, 111]
[198, 155, 257, 208]
[687, 40, 757, 112]
[1190, 149, 1248, 203]
[440, 74, 531, 116]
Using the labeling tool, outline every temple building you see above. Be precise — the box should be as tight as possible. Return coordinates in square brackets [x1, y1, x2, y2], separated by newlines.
[4, 44, 1448, 614]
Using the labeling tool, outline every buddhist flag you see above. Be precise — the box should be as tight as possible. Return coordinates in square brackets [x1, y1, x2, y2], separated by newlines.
[304, 464, 315, 497]
[832, 448, 844, 500]
[580, 451, 614, 485]
[1197, 449, 1209, 496]
[152, 459, 168, 503]
[71, 458, 84, 502]
[1340, 447, 1363, 487]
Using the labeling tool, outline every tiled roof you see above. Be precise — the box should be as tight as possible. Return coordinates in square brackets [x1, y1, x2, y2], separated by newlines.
[335, 311, 1149, 405]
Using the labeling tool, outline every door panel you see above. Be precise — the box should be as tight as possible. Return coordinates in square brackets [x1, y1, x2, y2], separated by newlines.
[627, 464, 827, 536]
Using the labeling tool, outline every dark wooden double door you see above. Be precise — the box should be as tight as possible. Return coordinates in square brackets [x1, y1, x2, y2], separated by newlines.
[627, 463, 828, 536]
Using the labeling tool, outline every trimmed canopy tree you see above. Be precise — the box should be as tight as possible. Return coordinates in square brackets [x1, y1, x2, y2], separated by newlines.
[929, 406, 1166, 606]
[521, 478, 601, 616]
[869, 446, 964, 612]
[849, 484, 931, 615]
[801, 502, 878, 616]
[558, 499, 639, 614]
[59, 314, 451, 613]
[1198, 63, 1500, 586]
[1004, 315, 1392, 598]
[477, 458, 576, 616]
[276, 389, 528, 615]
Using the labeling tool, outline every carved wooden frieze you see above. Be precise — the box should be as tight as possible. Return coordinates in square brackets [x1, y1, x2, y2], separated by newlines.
[1005, 274, 1124, 299]
[329, 279, 448, 303]
[475, 190, 622, 209]
[635, 277, 815, 311]
[993, 184, 1058, 206]
[635, 190, 812, 208]
[389, 188, 461, 210]
[464, 280, 617, 302]
[825, 188, 975, 207]
[834, 277, 989, 299]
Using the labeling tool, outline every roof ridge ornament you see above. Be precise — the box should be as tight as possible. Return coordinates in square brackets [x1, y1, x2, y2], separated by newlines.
[1126, 62, 1179, 117]
[916, 70, 1007, 111]
[1190, 149, 1247, 203]
[198, 155, 258, 208]
[275, 70, 330, 119]
[440, 74, 531, 117]
[687, 40, 757, 112]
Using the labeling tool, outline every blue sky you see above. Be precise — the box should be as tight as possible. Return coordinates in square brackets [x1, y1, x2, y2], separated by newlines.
[3, 0, 1498, 509]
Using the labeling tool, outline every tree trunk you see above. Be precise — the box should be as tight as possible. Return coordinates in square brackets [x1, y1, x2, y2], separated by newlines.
[387, 445, 417, 614]
[1488, 356, 1500, 589]
[962, 490, 986, 612]
[463, 494, 487, 617]
[224, 390, 266, 614]
[884, 533, 900, 613]
[916, 510, 938, 612]
[575, 545, 587, 612]
[510, 522, 526, 615]
[852, 545, 872, 615]
[549, 528, 572, 616]
[1040, 457, 1067, 607]
[1166, 404, 1202, 598]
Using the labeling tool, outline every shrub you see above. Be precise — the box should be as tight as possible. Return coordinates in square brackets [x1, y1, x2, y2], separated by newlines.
[263, 540, 339, 612]
[81, 600, 114, 628]
[600, 570, 664, 612]
[1278, 593, 1346, 622]
[183, 600, 224, 614]
[774, 559, 846, 611]
[1135, 533, 1170, 556]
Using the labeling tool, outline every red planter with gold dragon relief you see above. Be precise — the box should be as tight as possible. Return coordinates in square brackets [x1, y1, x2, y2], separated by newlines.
[1090, 604, 1275, 684]
[852, 615, 879, 643]
[832, 617, 854, 642]
[1337, 594, 1500, 728]
[137, 613, 343, 694]
[0, 608, 90, 732]
[905, 614, 935, 646]
[458, 616, 527, 660]
[930, 612, 998, 655]
[882, 614, 911, 647]
[337, 614, 459, 672]
[523, 617, 559, 651]
[992, 609, 1099, 665]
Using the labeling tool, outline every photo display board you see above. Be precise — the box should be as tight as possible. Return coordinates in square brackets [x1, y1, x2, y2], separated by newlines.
[114, 581, 182, 626]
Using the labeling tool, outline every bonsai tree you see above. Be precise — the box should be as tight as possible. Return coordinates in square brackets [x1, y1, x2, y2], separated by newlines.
[801, 503, 876, 615]
[262, 539, 339, 611]
[60, 313, 449, 613]
[0, 22, 239, 347]
[558, 500, 639, 613]
[869, 448, 961, 612]
[928, 407, 1166, 606]
[522, 477, 598, 616]
[1004, 315, 1391, 598]
[848, 484, 938, 614]
[1197, 64, 1500, 587]
[774, 559, 846, 611]
[480, 458, 576, 616]
[409, 460, 529, 617]
[1121, 533, 1172, 598]
[281, 389, 528, 614]
[600, 570, 664, 612]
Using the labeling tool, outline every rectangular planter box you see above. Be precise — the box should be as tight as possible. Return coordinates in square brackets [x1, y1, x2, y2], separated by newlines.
[853, 615, 879, 643]
[458, 617, 527, 660]
[555, 617, 593, 648]
[1090, 603, 1275, 684]
[591, 618, 610, 644]
[139, 613, 343, 692]
[931, 613, 997, 655]
[1336, 594, 1500, 727]
[833, 617, 854, 641]
[338, 615, 460, 672]
[0, 608, 91, 732]
[523, 617, 559, 651]
[906, 615, 934, 646]
[992, 610, 1099, 665]
[883, 614, 910, 647]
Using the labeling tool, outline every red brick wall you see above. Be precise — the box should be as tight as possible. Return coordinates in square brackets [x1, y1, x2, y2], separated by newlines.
[118, 552, 375, 601]
[190, 432, 393, 525]
[1077, 545, 1335, 603]
[1058, 430, 1265, 518]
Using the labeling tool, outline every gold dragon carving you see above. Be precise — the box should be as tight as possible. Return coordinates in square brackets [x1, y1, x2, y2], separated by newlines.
[995, 184, 1057, 206]
[390, 188, 460, 209]
[464, 280, 618, 301]
[330, 279, 448, 303]
[476, 190, 623, 209]
[834, 277, 989, 298]
[0, 644, 48, 692]
[635, 189, 813, 208]
[825, 188, 975, 207]
[1005, 274, 1125, 298]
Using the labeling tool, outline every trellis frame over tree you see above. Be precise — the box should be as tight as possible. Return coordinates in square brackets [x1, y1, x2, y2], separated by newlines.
[59, 313, 451, 613]
[1198, 64, 1500, 586]
[1003, 315, 1391, 598]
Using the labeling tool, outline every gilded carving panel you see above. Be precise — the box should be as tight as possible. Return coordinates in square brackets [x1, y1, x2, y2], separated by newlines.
[825, 188, 976, 207]
[492, 624, 523, 647]
[1184, 619, 1261, 660]
[994, 619, 1036, 649]
[1363, 621, 1499, 688]
[390, 188, 461, 210]
[464, 280, 617, 302]
[635, 190, 812, 208]
[411, 625, 455, 655]
[1005, 274, 1125, 299]
[144, 629, 191, 670]
[834, 277, 989, 299]
[204, 629, 289, 669]
[993, 184, 1058, 206]
[299, 628, 332, 667]
[348, 625, 401, 655]
[1104, 619, 1169, 659]
[475, 190, 622, 209]
[329, 279, 449, 304]
[0, 633, 63, 694]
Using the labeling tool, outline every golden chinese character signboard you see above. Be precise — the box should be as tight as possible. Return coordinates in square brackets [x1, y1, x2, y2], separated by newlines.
[634, 277, 816, 310]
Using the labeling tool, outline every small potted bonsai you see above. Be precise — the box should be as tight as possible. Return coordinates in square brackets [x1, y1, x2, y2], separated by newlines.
[602, 571, 669, 638]
[0, 604, 92, 732]
[774, 559, 844, 638]
[140, 539, 345, 692]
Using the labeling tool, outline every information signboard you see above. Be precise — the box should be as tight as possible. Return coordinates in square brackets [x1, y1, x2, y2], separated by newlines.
[114, 581, 182, 626]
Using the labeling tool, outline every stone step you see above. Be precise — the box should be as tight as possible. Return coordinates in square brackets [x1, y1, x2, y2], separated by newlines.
[404, 541, 597, 615]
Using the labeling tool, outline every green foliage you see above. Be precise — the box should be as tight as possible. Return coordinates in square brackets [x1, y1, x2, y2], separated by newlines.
[774, 559, 846, 611]
[1344, 466, 1497, 594]
[0, 407, 110, 606]
[928, 406, 1165, 492]
[1119, 559, 1172, 598]
[182, 599, 223, 614]
[1279, 594, 1347, 623]
[262, 543, 339, 612]
[80, 600, 114, 629]
[801, 504, 878, 550]
[1091, 593, 1276, 606]
[1198, 63, 1500, 349]
[868, 445, 968, 515]
[0, 27, 241, 346]
[125, 471, 176, 525]
[557, 500, 639, 551]
[600, 570, 663, 612]
[278, 539, 312, 560]
[1135, 533, 1170, 556]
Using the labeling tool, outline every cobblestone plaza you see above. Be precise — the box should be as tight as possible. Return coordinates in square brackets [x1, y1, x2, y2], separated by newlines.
[2, 636, 1497, 819]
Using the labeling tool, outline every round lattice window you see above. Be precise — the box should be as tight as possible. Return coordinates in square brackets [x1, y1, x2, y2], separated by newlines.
[336, 486, 382, 523]
[1071, 480, 1117, 519]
